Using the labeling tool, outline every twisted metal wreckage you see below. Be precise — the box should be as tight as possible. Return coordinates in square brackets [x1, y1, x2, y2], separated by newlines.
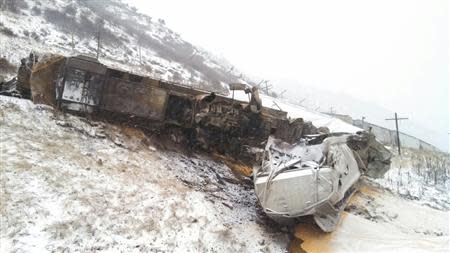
[0, 54, 392, 232]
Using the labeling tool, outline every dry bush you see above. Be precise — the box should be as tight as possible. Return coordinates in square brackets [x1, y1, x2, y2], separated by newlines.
[0, 0, 29, 14]
[0, 57, 17, 74]
[0, 25, 16, 37]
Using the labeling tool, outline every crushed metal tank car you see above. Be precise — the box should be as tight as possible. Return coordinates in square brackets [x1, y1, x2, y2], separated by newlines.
[253, 132, 391, 232]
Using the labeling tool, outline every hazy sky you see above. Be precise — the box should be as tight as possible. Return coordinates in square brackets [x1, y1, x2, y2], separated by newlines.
[124, 0, 449, 152]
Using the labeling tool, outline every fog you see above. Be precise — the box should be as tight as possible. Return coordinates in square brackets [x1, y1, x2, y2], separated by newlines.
[124, 0, 449, 152]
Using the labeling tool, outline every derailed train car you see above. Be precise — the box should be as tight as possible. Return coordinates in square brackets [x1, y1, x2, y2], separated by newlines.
[34, 55, 304, 159]
[3, 54, 391, 232]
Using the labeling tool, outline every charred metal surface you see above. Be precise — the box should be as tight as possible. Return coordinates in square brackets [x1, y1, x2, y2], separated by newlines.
[101, 74, 154, 118]
[0, 53, 38, 99]
[45, 55, 315, 161]
[0, 78, 21, 97]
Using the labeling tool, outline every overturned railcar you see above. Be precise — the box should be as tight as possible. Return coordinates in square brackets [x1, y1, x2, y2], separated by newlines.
[45, 55, 303, 157]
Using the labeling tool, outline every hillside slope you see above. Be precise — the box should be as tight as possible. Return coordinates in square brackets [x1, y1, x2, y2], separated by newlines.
[0, 0, 247, 93]
[0, 95, 289, 252]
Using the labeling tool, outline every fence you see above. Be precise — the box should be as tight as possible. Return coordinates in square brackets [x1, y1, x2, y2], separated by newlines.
[353, 119, 439, 152]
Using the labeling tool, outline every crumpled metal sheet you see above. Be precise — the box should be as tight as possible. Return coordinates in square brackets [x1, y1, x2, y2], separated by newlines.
[254, 132, 388, 232]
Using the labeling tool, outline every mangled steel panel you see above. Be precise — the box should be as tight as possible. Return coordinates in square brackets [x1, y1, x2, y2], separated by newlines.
[347, 132, 392, 178]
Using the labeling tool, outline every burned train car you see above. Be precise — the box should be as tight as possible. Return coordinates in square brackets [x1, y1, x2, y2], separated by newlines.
[35, 55, 301, 158]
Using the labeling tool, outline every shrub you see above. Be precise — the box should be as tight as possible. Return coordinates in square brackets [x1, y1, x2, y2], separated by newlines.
[0, 0, 29, 14]
[64, 4, 77, 16]
[31, 31, 40, 41]
[0, 57, 17, 73]
[43, 8, 75, 33]
[0, 26, 15, 37]
[31, 6, 41, 15]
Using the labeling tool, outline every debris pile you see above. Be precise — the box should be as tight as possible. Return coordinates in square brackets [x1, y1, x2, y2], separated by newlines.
[0, 53, 392, 231]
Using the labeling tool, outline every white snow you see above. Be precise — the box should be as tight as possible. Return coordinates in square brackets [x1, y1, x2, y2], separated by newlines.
[294, 183, 449, 252]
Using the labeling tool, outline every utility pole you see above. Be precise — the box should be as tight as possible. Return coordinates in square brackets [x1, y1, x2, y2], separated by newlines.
[139, 45, 142, 65]
[137, 31, 145, 65]
[96, 30, 100, 59]
[385, 112, 408, 155]
[71, 31, 75, 53]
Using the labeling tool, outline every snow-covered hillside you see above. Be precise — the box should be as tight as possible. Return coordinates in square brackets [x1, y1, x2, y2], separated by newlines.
[372, 147, 450, 211]
[0, 95, 289, 252]
[0, 0, 247, 93]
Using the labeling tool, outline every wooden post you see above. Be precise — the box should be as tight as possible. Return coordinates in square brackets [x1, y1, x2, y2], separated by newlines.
[394, 113, 401, 154]
[386, 112, 408, 155]
[71, 32, 74, 53]
[96, 30, 100, 59]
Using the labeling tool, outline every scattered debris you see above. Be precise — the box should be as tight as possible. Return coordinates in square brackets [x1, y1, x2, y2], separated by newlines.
[1, 53, 393, 233]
